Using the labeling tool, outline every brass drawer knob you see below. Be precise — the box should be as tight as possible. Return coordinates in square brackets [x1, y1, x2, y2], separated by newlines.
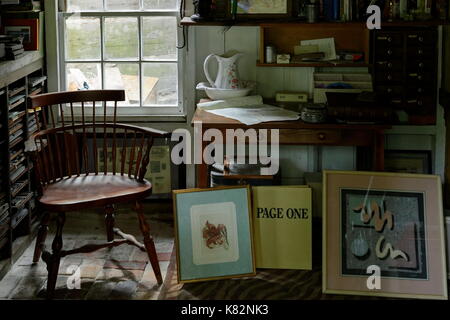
[318, 133, 326, 140]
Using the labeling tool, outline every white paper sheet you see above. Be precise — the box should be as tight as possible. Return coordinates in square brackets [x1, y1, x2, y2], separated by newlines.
[300, 38, 336, 61]
[197, 95, 263, 110]
[203, 104, 300, 126]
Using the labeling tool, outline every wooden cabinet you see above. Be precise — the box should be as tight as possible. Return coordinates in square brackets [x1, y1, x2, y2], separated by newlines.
[372, 27, 439, 124]
[0, 53, 46, 279]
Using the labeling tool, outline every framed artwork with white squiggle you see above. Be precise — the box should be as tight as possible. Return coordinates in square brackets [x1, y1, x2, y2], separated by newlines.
[323, 170, 448, 300]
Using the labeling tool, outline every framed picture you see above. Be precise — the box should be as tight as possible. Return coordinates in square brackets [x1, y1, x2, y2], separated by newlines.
[3, 18, 39, 51]
[173, 185, 255, 283]
[323, 170, 448, 299]
[385, 150, 432, 174]
[232, 0, 291, 19]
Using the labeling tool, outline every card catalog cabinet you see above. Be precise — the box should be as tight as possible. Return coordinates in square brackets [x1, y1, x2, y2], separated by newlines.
[372, 27, 438, 124]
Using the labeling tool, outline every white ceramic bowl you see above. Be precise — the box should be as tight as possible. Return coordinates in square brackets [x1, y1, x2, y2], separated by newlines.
[196, 81, 256, 100]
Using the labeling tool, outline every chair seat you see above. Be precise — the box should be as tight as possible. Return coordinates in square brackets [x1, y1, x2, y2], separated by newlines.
[38, 174, 152, 212]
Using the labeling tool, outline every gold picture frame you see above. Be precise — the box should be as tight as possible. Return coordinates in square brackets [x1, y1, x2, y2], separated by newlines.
[173, 185, 256, 283]
[323, 170, 448, 299]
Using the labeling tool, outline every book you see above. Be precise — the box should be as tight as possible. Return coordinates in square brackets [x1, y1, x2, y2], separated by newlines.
[5, 43, 23, 51]
[332, 0, 341, 20]
[252, 186, 312, 270]
[291, 52, 326, 63]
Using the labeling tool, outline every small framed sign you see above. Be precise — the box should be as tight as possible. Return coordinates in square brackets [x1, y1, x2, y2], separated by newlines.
[232, 0, 291, 19]
[173, 185, 255, 283]
[3, 18, 39, 51]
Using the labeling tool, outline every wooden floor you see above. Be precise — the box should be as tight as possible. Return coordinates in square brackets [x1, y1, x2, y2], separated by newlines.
[0, 202, 174, 300]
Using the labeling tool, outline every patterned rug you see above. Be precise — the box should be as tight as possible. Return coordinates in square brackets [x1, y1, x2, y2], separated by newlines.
[158, 249, 381, 300]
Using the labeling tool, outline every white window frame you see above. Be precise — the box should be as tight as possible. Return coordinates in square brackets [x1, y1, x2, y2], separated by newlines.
[58, 4, 185, 120]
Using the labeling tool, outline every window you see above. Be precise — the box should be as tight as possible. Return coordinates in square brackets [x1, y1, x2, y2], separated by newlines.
[60, 0, 183, 117]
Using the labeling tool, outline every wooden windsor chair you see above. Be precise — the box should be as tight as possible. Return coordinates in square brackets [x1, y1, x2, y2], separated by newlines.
[26, 90, 170, 299]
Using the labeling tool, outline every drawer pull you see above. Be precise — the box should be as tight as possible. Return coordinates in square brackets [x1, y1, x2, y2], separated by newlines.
[409, 73, 418, 77]
[408, 34, 418, 39]
[418, 62, 424, 68]
[387, 75, 392, 80]
[377, 36, 388, 40]
[387, 49, 393, 55]
[418, 49, 423, 55]
[407, 100, 418, 104]
[317, 133, 326, 140]
[387, 62, 393, 68]
[391, 99, 401, 103]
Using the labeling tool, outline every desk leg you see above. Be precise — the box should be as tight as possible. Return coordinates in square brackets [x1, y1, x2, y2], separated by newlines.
[196, 137, 208, 188]
[373, 131, 385, 171]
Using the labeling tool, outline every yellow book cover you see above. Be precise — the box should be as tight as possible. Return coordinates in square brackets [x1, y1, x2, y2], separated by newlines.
[252, 186, 312, 270]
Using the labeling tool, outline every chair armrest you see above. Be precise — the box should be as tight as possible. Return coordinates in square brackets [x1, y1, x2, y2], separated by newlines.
[114, 123, 171, 139]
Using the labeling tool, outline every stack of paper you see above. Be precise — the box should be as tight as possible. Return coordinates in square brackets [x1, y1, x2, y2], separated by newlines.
[197, 95, 300, 126]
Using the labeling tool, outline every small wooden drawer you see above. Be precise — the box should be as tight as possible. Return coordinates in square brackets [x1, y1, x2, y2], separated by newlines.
[406, 59, 435, 72]
[374, 47, 403, 58]
[406, 72, 434, 83]
[278, 129, 342, 144]
[375, 71, 403, 83]
[374, 33, 403, 47]
[407, 46, 435, 57]
[406, 31, 437, 46]
[404, 96, 435, 110]
[376, 85, 404, 95]
[374, 60, 402, 71]
[405, 86, 433, 96]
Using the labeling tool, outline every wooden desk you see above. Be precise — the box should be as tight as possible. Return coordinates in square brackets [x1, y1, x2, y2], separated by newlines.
[192, 109, 391, 188]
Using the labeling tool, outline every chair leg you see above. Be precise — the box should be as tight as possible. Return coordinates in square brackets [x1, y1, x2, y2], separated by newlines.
[105, 204, 115, 242]
[33, 212, 51, 263]
[134, 201, 163, 285]
[46, 212, 65, 300]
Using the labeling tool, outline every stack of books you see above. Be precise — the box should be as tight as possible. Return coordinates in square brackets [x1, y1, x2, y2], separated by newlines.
[0, 35, 25, 60]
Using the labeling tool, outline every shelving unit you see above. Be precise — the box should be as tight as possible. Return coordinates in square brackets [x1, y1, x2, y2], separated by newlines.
[0, 52, 46, 279]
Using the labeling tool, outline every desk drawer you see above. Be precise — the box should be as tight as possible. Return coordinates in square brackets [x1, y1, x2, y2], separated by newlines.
[279, 129, 342, 144]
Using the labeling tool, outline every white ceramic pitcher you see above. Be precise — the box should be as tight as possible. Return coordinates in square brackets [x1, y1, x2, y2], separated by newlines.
[203, 52, 243, 89]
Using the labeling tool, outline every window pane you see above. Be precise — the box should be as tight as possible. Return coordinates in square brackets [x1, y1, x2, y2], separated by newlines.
[143, 0, 178, 10]
[66, 0, 103, 11]
[106, 0, 140, 10]
[142, 17, 177, 60]
[104, 63, 140, 106]
[104, 17, 139, 60]
[142, 63, 177, 106]
[66, 63, 102, 91]
[65, 17, 101, 60]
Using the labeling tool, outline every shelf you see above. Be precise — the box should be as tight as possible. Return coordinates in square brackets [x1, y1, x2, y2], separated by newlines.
[8, 111, 26, 126]
[257, 60, 371, 68]
[180, 17, 450, 27]
[8, 86, 26, 98]
[11, 180, 29, 198]
[9, 136, 23, 149]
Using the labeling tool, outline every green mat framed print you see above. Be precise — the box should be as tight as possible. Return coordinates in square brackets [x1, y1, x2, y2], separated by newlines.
[173, 186, 255, 283]
[323, 170, 448, 300]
